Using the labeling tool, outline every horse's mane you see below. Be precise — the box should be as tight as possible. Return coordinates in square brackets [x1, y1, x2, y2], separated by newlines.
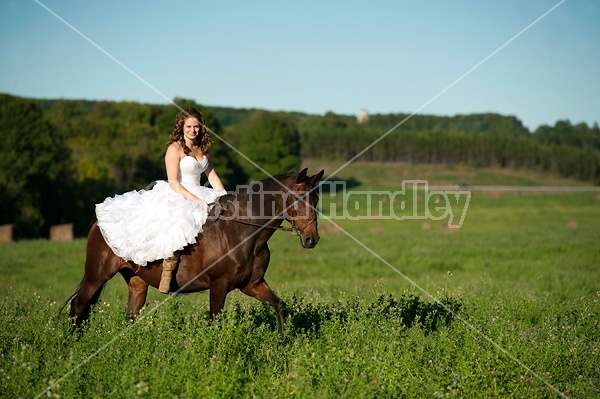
[210, 171, 301, 219]
[256, 171, 299, 191]
[223, 171, 300, 198]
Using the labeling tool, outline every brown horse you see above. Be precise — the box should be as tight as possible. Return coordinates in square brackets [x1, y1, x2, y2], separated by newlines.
[68, 168, 324, 335]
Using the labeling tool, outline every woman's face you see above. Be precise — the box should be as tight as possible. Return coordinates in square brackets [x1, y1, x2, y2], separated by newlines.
[183, 117, 201, 142]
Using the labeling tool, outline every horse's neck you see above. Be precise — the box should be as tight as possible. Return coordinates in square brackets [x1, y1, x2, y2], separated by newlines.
[225, 176, 293, 223]
[247, 192, 284, 223]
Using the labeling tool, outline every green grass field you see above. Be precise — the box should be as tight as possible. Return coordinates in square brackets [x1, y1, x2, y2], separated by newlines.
[1, 164, 599, 398]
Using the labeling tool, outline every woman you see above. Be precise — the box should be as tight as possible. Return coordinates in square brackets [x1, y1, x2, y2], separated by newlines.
[96, 108, 227, 293]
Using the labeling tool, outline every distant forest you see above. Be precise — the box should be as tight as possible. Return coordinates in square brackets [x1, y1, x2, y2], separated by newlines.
[1, 93, 599, 238]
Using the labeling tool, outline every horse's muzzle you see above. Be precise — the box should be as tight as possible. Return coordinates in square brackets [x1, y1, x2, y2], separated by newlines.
[301, 234, 319, 249]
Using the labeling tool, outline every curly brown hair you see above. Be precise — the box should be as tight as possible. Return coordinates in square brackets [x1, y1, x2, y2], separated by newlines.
[166, 108, 211, 154]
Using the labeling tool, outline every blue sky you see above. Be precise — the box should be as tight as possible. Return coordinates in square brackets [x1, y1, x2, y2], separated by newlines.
[1, 0, 598, 131]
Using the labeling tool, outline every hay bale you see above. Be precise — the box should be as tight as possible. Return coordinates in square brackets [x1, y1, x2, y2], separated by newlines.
[319, 223, 340, 234]
[50, 223, 73, 241]
[442, 224, 461, 233]
[370, 225, 385, 233]
[0, 224, 14, 242]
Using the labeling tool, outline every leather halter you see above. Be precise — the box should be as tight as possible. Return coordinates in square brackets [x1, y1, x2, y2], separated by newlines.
[220, 187, 316, 236]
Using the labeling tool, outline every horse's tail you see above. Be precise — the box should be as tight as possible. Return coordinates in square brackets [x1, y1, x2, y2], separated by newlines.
[58, 275, 84, 319]
[61, 272, 109, 336]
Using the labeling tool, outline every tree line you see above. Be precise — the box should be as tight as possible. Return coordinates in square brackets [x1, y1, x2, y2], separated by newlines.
[295, 112, 600, 181]
[1, 93, 598, 238]
[216, 107, 600, 183]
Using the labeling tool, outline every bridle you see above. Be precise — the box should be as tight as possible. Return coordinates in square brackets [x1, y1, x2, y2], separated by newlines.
[218, 187, 317, 236]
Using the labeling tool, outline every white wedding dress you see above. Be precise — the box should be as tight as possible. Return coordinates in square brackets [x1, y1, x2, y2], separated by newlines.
[96, 155, 226, 266]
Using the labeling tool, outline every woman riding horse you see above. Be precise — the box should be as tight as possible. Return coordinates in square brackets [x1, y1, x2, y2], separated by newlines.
[69, 168, 324, 335]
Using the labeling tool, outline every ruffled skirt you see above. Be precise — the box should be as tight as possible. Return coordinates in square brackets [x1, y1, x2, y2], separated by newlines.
[96, 181, 226, 266]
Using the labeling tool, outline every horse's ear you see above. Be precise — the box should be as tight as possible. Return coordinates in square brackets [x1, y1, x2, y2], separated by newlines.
[310, 169, 325, 184]
[297, 168, 308, 183]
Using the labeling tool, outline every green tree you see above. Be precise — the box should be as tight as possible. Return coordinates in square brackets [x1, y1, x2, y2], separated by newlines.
[238, 111, 301, 181]
[0, 94, 75, 238]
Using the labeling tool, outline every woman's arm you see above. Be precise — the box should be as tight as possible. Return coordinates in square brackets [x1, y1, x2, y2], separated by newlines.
[165, 143, 200, 202]
[204, 154, 225, 191]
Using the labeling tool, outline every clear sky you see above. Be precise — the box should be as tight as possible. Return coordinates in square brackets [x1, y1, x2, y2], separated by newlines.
[1, 0, 598, 131]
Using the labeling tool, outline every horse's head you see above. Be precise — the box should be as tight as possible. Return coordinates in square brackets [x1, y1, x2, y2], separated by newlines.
[285, 168, 324, 249]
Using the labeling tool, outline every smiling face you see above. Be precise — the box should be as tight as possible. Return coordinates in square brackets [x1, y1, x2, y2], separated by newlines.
[183, 117, 201, 144]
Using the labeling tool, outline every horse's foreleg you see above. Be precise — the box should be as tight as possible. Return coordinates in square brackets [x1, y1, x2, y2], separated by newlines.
[125, 275, 149, 321]
[241, 279, 287, 335]
[209, 281, 229, 320]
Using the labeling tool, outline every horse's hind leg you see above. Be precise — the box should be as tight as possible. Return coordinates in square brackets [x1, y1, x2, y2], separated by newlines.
[69, 273, 111, 331]
[241, 279, 287, 335]
[70, 229, 122, 331]
[120, 270, 149, 321]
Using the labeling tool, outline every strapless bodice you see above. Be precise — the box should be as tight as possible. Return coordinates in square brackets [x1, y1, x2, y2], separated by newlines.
[179, 155, 208, 186]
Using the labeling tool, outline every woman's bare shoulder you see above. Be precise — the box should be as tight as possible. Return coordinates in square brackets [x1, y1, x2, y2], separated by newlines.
[166, 142, 184, 155]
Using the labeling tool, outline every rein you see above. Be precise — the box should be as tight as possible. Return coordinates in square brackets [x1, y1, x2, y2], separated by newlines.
[228, 218, 299, 235]
[214, 207, 316, 236]
[210, 188, 317, 237]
